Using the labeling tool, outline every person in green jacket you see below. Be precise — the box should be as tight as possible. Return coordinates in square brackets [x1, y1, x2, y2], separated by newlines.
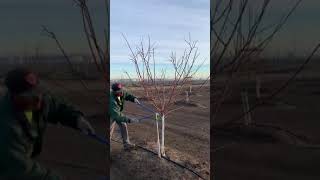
[109, 83, 140, 151]
[0, 68, 95, 180]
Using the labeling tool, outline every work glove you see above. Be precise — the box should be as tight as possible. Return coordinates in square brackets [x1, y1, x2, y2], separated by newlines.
[127, 117, 140, 123]
[134, 98, 141, 105]
[77, 116, 96, 134]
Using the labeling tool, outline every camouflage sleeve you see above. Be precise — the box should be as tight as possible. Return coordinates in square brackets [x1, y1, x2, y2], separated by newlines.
[124, 91, 136, 102]
[46, 93, 83, 129]
[109, 96, 130, 123]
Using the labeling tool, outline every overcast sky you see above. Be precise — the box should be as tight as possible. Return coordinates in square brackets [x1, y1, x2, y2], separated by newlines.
[110, 0, 210, 65]
[261, 0, 320, 57]
[0, 0, 319, 59]
[0, 0, 105, 56]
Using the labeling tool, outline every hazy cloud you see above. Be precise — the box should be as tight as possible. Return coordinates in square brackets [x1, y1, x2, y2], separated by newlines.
[111, 0, 210, 64]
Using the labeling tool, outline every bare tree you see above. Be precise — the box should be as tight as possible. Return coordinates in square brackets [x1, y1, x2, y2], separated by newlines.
[211, 0, 304, 122]
[122, 34, 206, 157]
[43, 0, 109, 87]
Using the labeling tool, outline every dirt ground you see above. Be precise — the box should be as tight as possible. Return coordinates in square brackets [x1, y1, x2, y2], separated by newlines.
[0, 79, 210, 180]
[213, 73, 320, 180]
[2, 67, 320, 179]
[110, 85, 210, 180]
[39, 80, 108, 180]
[6, 68, 320, 180]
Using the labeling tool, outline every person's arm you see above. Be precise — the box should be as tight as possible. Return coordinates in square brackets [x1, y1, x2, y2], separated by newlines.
[45, 93, 83, 129]
[109, 96, 130, 123]
[123, 91, 136, 102]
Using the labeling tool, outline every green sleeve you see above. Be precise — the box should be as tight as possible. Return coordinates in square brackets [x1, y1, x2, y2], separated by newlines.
[0, 96, 62, 179]
[109, 96, 130, 123]
[45, 94, 83, 129]
[124, 91, 136, 102]
[2, 145, 61, 180]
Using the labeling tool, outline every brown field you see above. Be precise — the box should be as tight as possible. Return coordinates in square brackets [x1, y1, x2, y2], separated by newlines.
[111, 84, 210, 180]
[0, 75, 210, 180]
[213, 69, 320, 180]
[2, 59, 320, 179]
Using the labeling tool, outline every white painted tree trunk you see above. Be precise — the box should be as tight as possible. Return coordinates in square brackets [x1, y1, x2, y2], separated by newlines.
[161, 114, 166, 156]
[185, 91, 190, 103]
[189, 85, 192, 93]
[155, 113, 161, 158]
[241, 91, 252, 126]
[256, 76, 261, 99]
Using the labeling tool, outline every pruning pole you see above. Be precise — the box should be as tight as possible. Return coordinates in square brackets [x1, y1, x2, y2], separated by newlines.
[161, 114, 166, 156]
[155, 113, 161, 158]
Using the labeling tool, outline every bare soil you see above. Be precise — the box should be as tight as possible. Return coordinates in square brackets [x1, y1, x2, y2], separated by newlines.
[213, 73, 320, 180]
[111, 85, 210, 180]
[0, 79, 210, 180]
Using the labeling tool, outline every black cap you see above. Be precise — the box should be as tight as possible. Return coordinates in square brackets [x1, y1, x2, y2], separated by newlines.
[4, 68, 41, 95]
[111, 83, 123, 91]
